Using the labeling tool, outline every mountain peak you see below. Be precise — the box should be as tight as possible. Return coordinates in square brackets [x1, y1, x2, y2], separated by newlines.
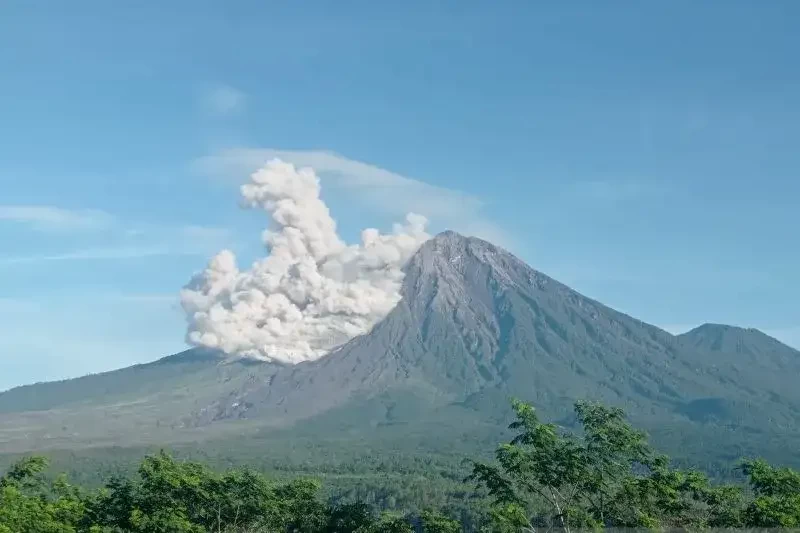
[687, 323, 761, 335]
[432, 229, 464, 240]
[406, 231, 524, 294]
[418, 231, 505, 262]
[682, 322, 767, 340]
[425, 230, 482, 254]
[679, 322, 798, 358]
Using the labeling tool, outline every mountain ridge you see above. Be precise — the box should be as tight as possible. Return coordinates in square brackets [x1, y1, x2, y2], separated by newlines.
[2, 231, 799, 467]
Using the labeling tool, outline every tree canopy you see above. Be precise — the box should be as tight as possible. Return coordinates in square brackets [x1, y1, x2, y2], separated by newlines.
[2, 399, 799, 532]
[469, 399, 797, 532]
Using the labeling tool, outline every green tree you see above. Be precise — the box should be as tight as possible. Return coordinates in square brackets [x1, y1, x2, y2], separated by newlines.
[469, 399, 647, 531]
[741, 458, 800, 527]
[469, 399, 752, 531]
[0, 456, 49, 489]
[86, 451, 331, 532]
[0, 456, 86, 533]
[275, 478, 328, 532]
[374, 512, 414, 533]
[324, 502, 376, 532]
[419, 509, 461, 533]
[606, 453, 744, 528]
[573, 400, 651, 525]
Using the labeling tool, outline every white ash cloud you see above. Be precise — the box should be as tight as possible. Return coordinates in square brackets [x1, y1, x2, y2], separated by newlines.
[194, 148, 518, 252]
[180, 159, 430, 363]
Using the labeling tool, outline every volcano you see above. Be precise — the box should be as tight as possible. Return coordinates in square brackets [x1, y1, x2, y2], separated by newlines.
[2, 231, 799, 466]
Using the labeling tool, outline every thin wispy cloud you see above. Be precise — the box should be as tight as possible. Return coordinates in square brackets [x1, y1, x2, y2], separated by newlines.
[194, 148, 517, 250]
[177, 224, 233, 242]
[200, 84, 246, 116]
[121, 223, 233, 248]
[0, 246, 202, 266]
[1, 201, 234, 268]
[0, 205, 114, 232]
[0, 292, 177, 314]
[80, 291, 179, 306]
[0, 224, 232, 266]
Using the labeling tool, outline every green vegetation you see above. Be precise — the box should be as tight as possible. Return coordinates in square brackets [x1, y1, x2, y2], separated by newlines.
[0, 450, 461, 533]
[3, 399, 800, 532]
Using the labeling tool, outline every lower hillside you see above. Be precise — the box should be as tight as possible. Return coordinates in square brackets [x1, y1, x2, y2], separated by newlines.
[3, 400, 800, 532]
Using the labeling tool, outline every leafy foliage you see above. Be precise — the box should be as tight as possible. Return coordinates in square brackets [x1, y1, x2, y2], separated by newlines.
[2, 400, 800, 532]
[470, 399, 799, 532]
[0, 456, 87, 533]
[741, 458, 800, 527]
[0, 451, 462, 532]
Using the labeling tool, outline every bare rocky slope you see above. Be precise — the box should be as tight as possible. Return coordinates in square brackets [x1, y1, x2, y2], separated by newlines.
[2, 231, 799, 465]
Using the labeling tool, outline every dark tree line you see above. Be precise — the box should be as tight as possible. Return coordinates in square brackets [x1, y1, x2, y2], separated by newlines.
[2, 400, 800, 532]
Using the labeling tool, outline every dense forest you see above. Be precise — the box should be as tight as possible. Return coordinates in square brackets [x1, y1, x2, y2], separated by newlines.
[3, 400, 800, 532]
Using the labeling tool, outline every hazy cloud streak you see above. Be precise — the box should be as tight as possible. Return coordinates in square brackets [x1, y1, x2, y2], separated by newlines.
[0, 246, 205, 265]
[0, 205, 114, 232]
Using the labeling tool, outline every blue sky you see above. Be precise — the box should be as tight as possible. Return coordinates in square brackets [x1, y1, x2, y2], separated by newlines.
[1, 1, 799, 390]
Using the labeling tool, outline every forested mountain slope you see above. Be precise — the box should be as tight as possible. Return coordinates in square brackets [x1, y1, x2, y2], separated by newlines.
[2, 231, 798, 468]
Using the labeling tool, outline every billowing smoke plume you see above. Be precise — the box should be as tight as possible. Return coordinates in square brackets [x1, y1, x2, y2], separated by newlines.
[180, 159, 430, 364]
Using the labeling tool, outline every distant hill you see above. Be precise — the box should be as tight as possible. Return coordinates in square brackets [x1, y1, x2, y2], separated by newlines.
[0, 348, 223, 414]
[2, 231, 799, 470]
[680, 323, 798, 366]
